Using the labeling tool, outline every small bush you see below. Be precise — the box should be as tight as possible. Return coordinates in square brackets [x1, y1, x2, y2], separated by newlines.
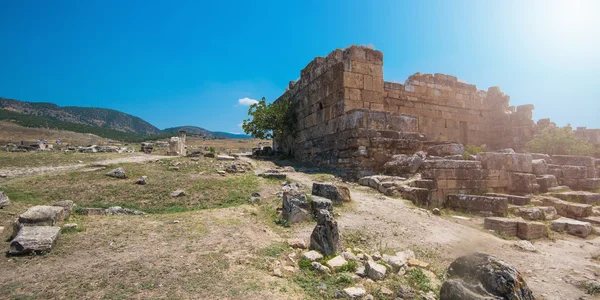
[209, 146, 216, 154]
[526, 126, 597, 156]
[407, 268, 432, 292]
[274, 218, 291, 228]
[298, 259, 312, 270]
[335, 260, 357, 273]
[463, 144, 486, 159]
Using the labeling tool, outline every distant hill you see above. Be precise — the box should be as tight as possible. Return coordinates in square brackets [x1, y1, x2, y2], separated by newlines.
[164, 126, 252, 139]
[0, 97, 161, 135]
[0, 98, 252, 141]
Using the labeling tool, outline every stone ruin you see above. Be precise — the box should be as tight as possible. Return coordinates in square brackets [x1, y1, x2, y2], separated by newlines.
[167, 130, 187, 156]
[274, 45, 539, 179]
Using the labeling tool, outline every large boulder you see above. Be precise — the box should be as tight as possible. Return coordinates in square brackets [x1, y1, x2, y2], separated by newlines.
[9, 226, 61, 255]
[440, 253, 534, 300]
[383, 152, 425, 175]
[282, 191, 311, 223]
[106, 167, 127, 179]
[428, 143, 464, 157]
[309, 209, 342, 256]
[311, 182, 351, 204]
[0, 191, 9, 208]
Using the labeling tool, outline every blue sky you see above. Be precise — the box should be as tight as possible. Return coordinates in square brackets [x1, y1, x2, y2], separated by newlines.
[1, 0, 598, 133]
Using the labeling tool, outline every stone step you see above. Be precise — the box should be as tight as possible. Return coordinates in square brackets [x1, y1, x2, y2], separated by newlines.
[485, 193, 530, 206]
[551, 191, 600, 205]
[446, 194, 508, 216]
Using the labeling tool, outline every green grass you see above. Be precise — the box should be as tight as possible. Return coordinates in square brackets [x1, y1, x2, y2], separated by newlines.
[406, 268, 433, 293]
[0, 151, 133, 168]
[0, 158, 261, 214]
[292, 270, 354, 299]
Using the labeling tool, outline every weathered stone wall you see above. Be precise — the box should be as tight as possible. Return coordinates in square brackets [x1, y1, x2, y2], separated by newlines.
[276, 46, 537, 177]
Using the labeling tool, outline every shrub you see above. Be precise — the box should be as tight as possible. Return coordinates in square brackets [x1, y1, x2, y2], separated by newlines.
[526, 126, 597, 156]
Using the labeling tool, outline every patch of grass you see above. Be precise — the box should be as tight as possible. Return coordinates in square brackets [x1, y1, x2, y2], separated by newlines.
[335, 260, 357, 273]
[407, 268, 433, 292]
[0, 151, 131, 168]
[342, 229, 370, 250]
[260, 242, 289, 258]
[292, 270, 354, 299]
[311, 173, 335, 182]
[274, 218, 291, 228]
[0, 160, 262, 214]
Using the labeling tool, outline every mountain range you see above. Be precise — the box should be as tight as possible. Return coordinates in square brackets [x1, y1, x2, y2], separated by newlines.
[0, 97, 251, 140]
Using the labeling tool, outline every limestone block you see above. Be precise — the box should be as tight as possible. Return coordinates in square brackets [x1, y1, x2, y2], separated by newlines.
[539, 196, 592, 219]
[485, 193, 530, 206]
[551, 191, 600, 205]
[421, 168, 483, 180]
[581, 178, 600, 190]
[400, 187, 432, 207]
[508, 172, 538, 194]
[310, 196, 333, 216]
[18, 206, 65, 227]
[531, 153, 552, 164]
[551, 217, 593, 238]
[484, 217, 518, 237]
[477, 152, 533, 173]
[517, 221, 546, 240]
[446, 195, 508, 216]
[531, 159, 548, 175]
[561, 165, 587, 179]
[312, 182, 352, 204]
[537, 175, 558, 193]
[282, 192, 311, 223]
[421, 160, 482, 170]
[427, 143, 464, 156]
[546, 165, 562, 179]
[551, 155, 595, 167]
[9, 226, 61, 255]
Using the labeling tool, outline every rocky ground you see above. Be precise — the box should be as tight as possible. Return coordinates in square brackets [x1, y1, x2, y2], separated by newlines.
[0, 152, 598, 299]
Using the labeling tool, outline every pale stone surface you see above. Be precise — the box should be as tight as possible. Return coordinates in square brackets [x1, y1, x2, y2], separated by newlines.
[282, 191, 311, 223]
[327, 255, 348, 269]
[19, 205, 65, 226]
[135, 176, 148, 185]
[287, 238, 307, 249]
[301, 250, 323, 262]
[53, 200, 74, 220]
[311, 262, 331, 274]
[217, 155, 235, 161]
[106, 167, 127, 179]
[428, 143, 464, 156]
[170, 190, 186, 197]
[0, 191, 9, 208]
[9, 226, 61, 255]
[532, 159, 548, 175]
[551, 217, 593, 238]
[343, 287, 366, 298]
[365, 260, 387, 280]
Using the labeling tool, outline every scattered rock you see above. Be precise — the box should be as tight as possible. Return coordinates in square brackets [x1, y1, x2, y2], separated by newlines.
[104, 206, 145, 215]
[378, 287, 394, 297]
[365, 260, 387, 281]
[513, 240, 537, 252]
[135, 176, 148, 185]
[273, 268, 283, 278]
[9, 226, 61, 255]
[342, 251, 358, 261]
[382, 254, 407, 272]
[53, 200, 74, 219]
[310, 196, 333, 216]
[302, 250, 323, 262]
[343, 287, 366, 299]
[311, 262, 331, 274]
[62, 223, 78, 230]
[260, 172, 287, 180]
[0, 191, 10, 208]
[217, 155, 235, 161]
[18, 205, 65, 227]
[204, 152, 215, 158]
[288, 239, 307, 249]
[327, 255, 348, 270]
[440, 252, 534, 300]
[432, 208, 441, 215]
[282, 191, 311, 223]
[309, 209, 342, 256]
[170, 190, 186, 197]
[252, 192, 261, 197]
[106, 167, 127, 179]
[312, 182, 352, 203]
[408, 258, 429, 269]
[0, 173, 7, 178]
[397, 286, 417, 299]
[248, 197, 261, 204]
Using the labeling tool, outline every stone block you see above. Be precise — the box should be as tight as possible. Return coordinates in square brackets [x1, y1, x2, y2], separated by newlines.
[539, 196, 592, 219]
[484, 217, 518, 237]
[561, 165, 587, 179]
[9, 226, 61, 255]
[508, 172, 538, 194]
[550, 217, 593, 238]
[477, 152, 533, 173]
[400, 187, 432, 207]
[446, 195, 508, 216]
[312, 182, 352, 204]
[531, 153, 551, 164]
[18, 206, 65, 227]
[421, 160, 481, 170]
[551, 155, 595, 167]
[536, 175, 558, 193]
[586, 166, 597, 178]
[485, 193, 530, 206]
[546, 165, 562, 178]
[427, 143, 464, 156]
[551, 191, 600, 205]
[517, 221, 546, 240]
[581, 178, 600, 190]
[532, 159, 548, 175]
[413, 179, 437, 190]
[514, 206, 557, 220]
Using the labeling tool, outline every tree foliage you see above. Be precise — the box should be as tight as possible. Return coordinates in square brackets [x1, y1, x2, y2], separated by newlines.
[526, 125, 598, 156]
[241, 97, 296, 140]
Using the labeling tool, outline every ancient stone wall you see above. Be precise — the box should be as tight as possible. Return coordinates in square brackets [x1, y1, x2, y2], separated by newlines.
[276, 46, 537, 177]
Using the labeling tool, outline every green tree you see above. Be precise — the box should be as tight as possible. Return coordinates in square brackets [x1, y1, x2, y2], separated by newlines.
[526, 125, 597, 156]
[241, 97, 296, 140]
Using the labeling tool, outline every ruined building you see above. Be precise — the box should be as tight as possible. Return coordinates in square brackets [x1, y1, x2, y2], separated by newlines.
[167, 130, 187, 156]
[275, 46, 537, 178]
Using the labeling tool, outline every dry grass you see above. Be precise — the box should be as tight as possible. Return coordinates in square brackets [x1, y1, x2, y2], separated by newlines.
[0, 156, 262, 213]
[0, 121, 108, 146]
[0, 151, 134, 168]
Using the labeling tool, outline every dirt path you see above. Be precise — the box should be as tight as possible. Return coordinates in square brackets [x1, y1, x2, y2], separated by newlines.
[253, 159, 600, 300]
[0, 154, 170, 178]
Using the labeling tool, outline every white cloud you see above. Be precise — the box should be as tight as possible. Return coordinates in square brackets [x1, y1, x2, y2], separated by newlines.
[238, 97, 259, 106]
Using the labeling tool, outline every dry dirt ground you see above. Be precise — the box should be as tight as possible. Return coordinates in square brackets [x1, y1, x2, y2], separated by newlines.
[0, 153, 599, 299]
